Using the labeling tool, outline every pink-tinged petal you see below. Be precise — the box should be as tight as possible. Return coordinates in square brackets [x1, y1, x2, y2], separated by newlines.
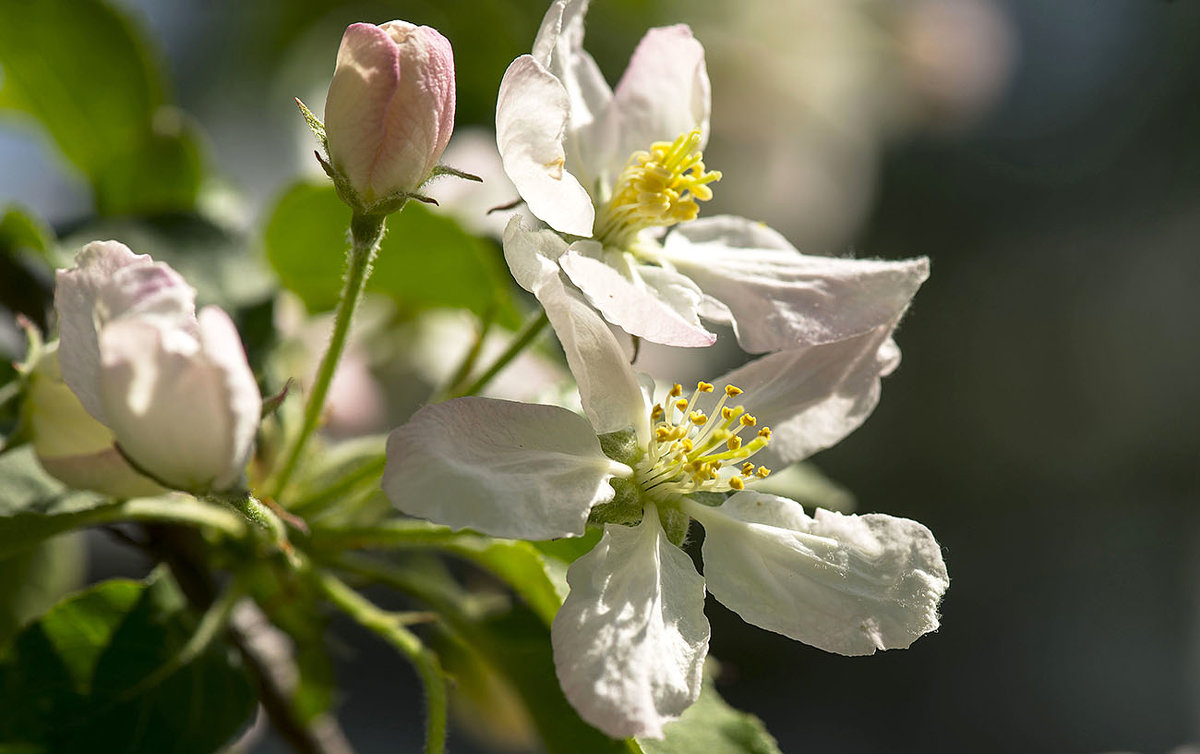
[715, 324, 901, 468]
[325, 21, 455, 201]
[55, 241, 194, 424]
[383, 397, 629, 540]
[196, 307, 262, 492]
[559, 248, 716, 348]
[96, 308, 258, 493]
[497, 55, 595, 236]
[503, 219, 648, 440]
[686, 493, 948, 656]
[552, 508, 709, 738]
[609, 25, 710, 168]
[661, 216, 930, 353]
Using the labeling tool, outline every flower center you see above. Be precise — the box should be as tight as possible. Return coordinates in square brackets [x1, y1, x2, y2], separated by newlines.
[592, 130, 722, 250]
[634, 381, 771, 503]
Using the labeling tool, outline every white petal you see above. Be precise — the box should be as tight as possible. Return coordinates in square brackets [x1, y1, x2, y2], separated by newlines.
[501, 215, 570, 294]
[530, 0, 613, 182]
[195, 307, 262, 491]
[558, 247, 716, 348]
[504, 219, 648, 440]
[496, 54, 595, 236]
[54, 241, 194, 422]
[98, 319, 230, 492]
[661, 216, 930, 353]
[552, 509, 709, 738]
[686, 492, 948, 656]
[608, 25, 710, 171]
[715, 324, 900, 468]
[383, 397, 629, 540]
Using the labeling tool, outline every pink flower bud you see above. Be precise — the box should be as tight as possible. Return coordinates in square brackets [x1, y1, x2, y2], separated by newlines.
[54, 241, 262, 494]
[324, 21, 456, 203]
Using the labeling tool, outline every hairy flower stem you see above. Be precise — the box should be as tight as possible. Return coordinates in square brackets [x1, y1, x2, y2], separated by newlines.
[271, 212, 388, 500]
[312, 570, 448, 754]
[450, 309, 549, 399]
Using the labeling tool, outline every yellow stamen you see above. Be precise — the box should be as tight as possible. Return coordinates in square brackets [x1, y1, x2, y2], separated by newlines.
[593, 130, 722, 249]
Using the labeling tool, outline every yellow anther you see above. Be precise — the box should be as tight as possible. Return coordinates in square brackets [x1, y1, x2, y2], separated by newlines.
[724, 385, 743, 397]
[757, 427, 771, 439]
[697, 381, 714, 393]
[721, 406, 740, 421]
[675, 398, 689, 412]
[593, 129, 722, 248]
[689, 411, 708, 426]
[756, 466, 771, 478]
[742, 461, 756, 475]
[651, 404, 664, 420]
[740, 414, 757, 428]
[655, 427, 672, 441]
[669, 383, 683, 398]
[681, 438, 694, 452]
[729, 476, 745, 491]
[726, 435, 743, 451]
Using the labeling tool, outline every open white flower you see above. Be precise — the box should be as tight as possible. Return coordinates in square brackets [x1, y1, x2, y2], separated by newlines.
[55, 241, 262, 494]
[496, 0, 929, 352]
[383, 249, 948, 738]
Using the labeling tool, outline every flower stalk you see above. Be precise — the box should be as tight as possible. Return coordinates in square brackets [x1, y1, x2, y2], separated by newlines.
[312, 569, 447, 754]
[271, 213, 388, 500]
[449, 309, 549, 399]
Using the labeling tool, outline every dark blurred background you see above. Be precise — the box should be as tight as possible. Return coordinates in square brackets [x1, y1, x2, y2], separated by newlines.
[3, 0, 1199, 752]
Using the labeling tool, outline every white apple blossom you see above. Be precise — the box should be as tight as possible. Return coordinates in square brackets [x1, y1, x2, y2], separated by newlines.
[383, 247, 948, 738]
[496, 0, 929, 352]
[54, 241, 262, 494]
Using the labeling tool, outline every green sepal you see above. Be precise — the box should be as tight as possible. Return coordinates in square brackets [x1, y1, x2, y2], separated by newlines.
[587, 476, 644, 528]
[597, 427, 641, 466]
[294, 97, 327, 150]
[428, 164, 483, 183]
[657, 505, 691, 548]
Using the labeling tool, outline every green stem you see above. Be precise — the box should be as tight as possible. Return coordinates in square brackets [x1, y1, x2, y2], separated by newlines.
[271, 213, 387, 500]
[449, 310, 549, 399]
[97, 497, 249, 538]
[312, 570, 447, 754]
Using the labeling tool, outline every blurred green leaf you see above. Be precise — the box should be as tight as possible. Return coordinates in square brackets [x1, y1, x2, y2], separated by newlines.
[0, 446, 112, 555]
[639, 677, 782, 754]
[447, 601, 631, 754]
[264, 182, 519, 326]
[0, 533, 84, 645]
[0, 206, 52, 260]
[0, 0, 205, 215]
[0, 573, 256, 753]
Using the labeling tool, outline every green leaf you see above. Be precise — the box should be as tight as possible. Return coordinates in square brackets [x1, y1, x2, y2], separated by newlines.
[0, 206, 53, 260]
[638, 676, 782, 754]
[0, 446, 113, 555]
[0, 533, 84, 645]
[446, 601, 631, 754]
[0, 0, 204, 215]
[0, 573, 256, 753]
[263, 182, 519, 326]
[313, 520, 565, 626]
